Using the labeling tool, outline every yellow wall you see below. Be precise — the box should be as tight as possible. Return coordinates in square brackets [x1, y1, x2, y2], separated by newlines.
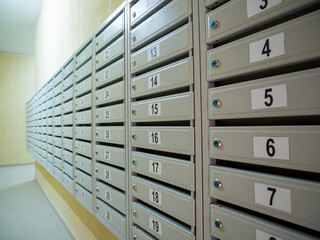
[0, 53, 35, 166]
[34, 0, 124, 239]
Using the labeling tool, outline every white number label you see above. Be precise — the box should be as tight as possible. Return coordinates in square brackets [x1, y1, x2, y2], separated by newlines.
[249, 32, 285, 63]
[149, 160, 162, 175]
[81, 190, 85, 199]
[104, 69, 110, 79]
[251, 84, 287, 110]
[105, 190, 111, 201]
[103, 31, 109, 41]
[80, 52, 84, 61]
[80, 82, 84, 90]
[104, 170, 111, 180]
[149, 188, 162, 205]
[80, 114, 84, 121]
[105, 210, 112, 222]
[80, 67, 84, 76]
[247, 0, 282, 18]
[105, 110, 110, 119]
[104, 89, 110, 99]
[80, 145, 84, 152]
[148, 74, 160, 89]
[256, 229, 282, 240]
[148, 45, 160, 61]
[254, 183, 291, 213]
[80, 176, 84, 184]
[105, 130, 111, 139]
[80, 129, 84, 136]
[148, 103, 161, 116]
[104, 49, 110, 60]
[253, 136, 289, 160]
[80, 99, 84, 106]
[104, 150, 111, 160]
[149, 131, 161, 144]
[149, 217, 162, 235]
[80, 160, 84, 168]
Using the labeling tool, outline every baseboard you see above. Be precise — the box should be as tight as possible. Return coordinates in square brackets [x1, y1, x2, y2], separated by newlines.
[0, 162, 35, 168]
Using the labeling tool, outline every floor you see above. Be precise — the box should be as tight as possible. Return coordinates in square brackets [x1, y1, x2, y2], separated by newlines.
[0, 163, 73, 240]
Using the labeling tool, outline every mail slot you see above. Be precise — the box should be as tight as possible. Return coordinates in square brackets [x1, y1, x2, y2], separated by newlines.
[47, 152, 53, 163]
[96, 163, 125, 191]
[131, 127, 194, 155]
[53, 136, 62, 148]
[132, 176, 195, 226]
[53, 94, 62, 106]
[62, 137, 73, 151]
[131, 57, 193, 98]
[210, 204, 319, 240]
[75, 60, 92, 82]
[132, 202, 195, 240]
[75, 170, 92, 192]
[62, 126, 73, 138]
[53, 167, 62, 182]
[75, 140, 92, 158]
[208, 68, 320, 119]
[75, 75, 92, 97]
[95, 58, 124, 88]
[205, 0, 227, 8]
[132, 226, 156, 240]
[62, 173, 74, 194]
[62, 86, 74, 102]
[95, 81, 124, 106]
[54, 157, 62, 170]
[63, 113, 73, 125]
[62, 99, 73, 114]
[96, 181, 126, 214]
[209, 126, 320, 173]
[75, 110, 91, 125]
[209, 166, 320, 231]
[95, 104, 124, 123]
[130, 0, 191, 50]
[53, 146, 62, 159]
[95, 35, 124, 70]
[95, 199, 126, 238]
[75, 126, 92, 141]
[95, 126, 125, 145]
[54, 82, 62, 96]
[75, 183, 93, 213]
[62, 149, 73, 165]
[75, 93, 92, 111]
[131, 92, 194, 122]
[96, 13, 124, 52]
[62, 161, 74, 178]
[76, 42, 93, 69]
[206, 0, 318, 44]
[207, 10, 320, 81]
[95, 145, 125, 168]
[131, 23, 192, 74]
[47, 117, 53, 126]
[63, 59, 74, 79]
[131, 151, 194, 191]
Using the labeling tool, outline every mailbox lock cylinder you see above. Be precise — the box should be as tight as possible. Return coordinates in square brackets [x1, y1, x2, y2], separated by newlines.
[212, 98, 221, 107]
[210, 20, 219, 29]
[214, 179, 222, 188]
[211, 59, 220, 68]
[215, 219, 223, 229]
[213, 139, 222, 148]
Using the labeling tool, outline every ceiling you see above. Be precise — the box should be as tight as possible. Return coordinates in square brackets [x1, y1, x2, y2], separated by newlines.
[0, 0, 43, 56]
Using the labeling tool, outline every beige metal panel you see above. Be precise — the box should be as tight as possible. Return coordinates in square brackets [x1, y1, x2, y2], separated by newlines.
[96, 199, 126, 238]
[206, 0, 318, 44]
[208, 68, 320, 119]
[207, 10, 320, 81]
[131, 151, 194, 191]
[62, 86, 74, 103]
[96, 13, 124, 52]
[75, 170, 92, 192]
[132, 226, 156, 240]
[96, 126, 125, 145]
[75, 93, 92, 111]
[53, 72, 63, 86]
[132, 202, 195, 240]
[131, 57, 193, 98]
[131, 23, 192, 74]
[132, 176, 195, 226]
[75, 75, 92, 97]
[53, 82, 62, 96]
[47, 92, 53, 103]
[96, 181, 126, 214]
[62, 149, 73, 165]
[95, 81, 124, 106]
[63, 59, 74, 79]
[130, 0, 169, 26]
[53, 127, 62, 136]
[75, 154, 92, 174]
[53, 157, 62, 170]
[95, 58, 124, 88]
[53, 116, 62, 126]
[53, 146, 62, 159]
[62, 137, 73, 151]
[47, 145, 53, 154]
[63, 113, 73, 125]
[62, 161, 74, 178]
[75, 126, 92, 141]
[53, 105, 62, 116]
[131, 92, 194, 122]
[75, 110, 92, 125]
[131, 127, 194, 155]
[95, 103, 124, 123]
[62, 99, 73, 114]
[75, 183, 93, 213]
[62, 173, 74, 194]
[75, 60, 92, 82]
[130, 0, 191, 50]
[209, 126, 320, 173]
[96, 163, 125, 191]
[46, 107, 53, 116]
[47, 134, 53, 144]
[210, 204, 318, 240]
[53, 93, 62, 106]
[209, 166, 320, 231]
[63, 73, 74, 91]
[95, 35, 124, 70]
[53, 136, 62, 148]
[95, 145, 125, 168]
[62, 126, 73, 138]
[76, 42, 93, 69]
[74, 140, 92, 158]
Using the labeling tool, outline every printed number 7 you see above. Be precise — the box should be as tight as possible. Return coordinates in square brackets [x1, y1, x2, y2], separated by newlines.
[267, 187, 276, 206]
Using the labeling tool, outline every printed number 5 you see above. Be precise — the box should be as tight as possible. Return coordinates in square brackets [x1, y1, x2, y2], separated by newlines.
[260, 0, 268, 10]
[264, 88, 273, 107]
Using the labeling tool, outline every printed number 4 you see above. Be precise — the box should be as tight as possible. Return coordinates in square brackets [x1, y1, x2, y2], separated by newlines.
[262, 38, 271, 57]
